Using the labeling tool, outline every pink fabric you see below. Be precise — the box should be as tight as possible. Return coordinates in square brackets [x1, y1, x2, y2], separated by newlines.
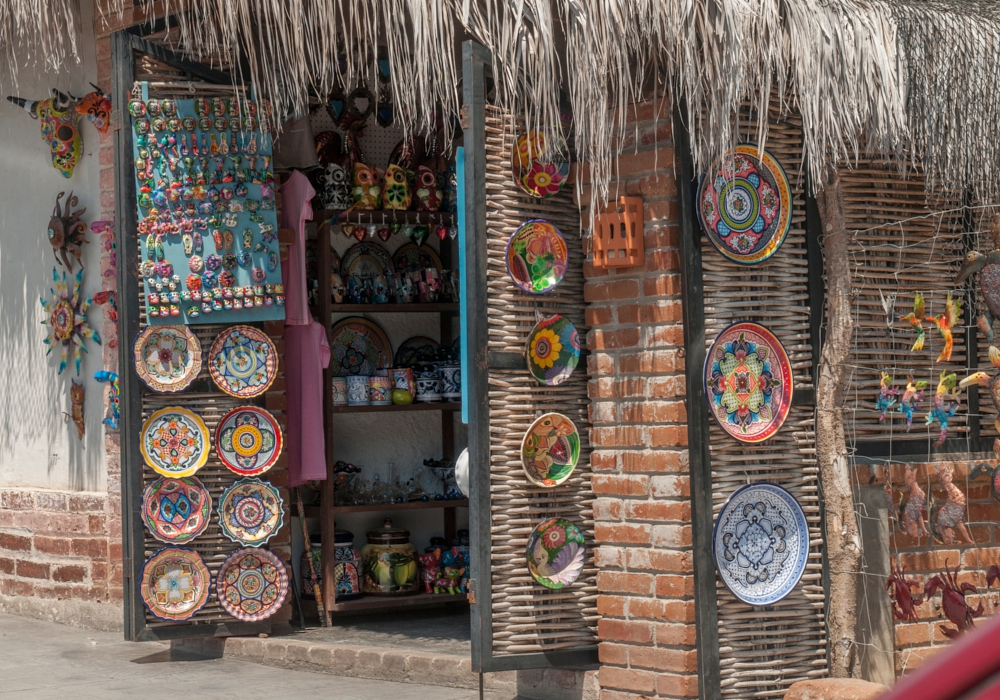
[285, 321, 331, 486]
[280, 170, 316, 327]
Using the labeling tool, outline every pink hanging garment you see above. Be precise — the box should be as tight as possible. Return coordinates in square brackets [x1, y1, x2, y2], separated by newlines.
[285, 321, 331, 486]
[280, 169, 316, 327]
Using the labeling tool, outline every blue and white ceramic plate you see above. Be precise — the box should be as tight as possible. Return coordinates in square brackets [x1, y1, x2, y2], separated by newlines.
[712, 482, 808, 606]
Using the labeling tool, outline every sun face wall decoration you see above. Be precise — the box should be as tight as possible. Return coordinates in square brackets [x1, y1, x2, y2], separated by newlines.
[40, 267, 100, 375]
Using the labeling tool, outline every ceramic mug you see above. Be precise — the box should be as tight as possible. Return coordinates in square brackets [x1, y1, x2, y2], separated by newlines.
[331, 377, 348, 406]
[392, 368, 415, 398]
[441, 366, 461, 401]
[415, 373, 442, 403]
[369, 375, 393, 405]
[346, 375, 370, 406]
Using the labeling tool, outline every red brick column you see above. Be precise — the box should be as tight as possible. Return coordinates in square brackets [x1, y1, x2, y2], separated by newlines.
[581, 97, 699, 699]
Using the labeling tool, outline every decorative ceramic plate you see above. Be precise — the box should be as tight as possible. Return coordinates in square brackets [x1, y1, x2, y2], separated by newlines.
[218, 477, 284, 546]
[511, 128, 570, 198]
[394, 336, 440, 367]
[704, 321, 793, 443]
[142, 477, 212, 544]
[141, 407, 210, 478]
[133, 326, 202, 392]
[391, 243, 443, 275]
[697, 145, 792, 265]
[330, 317, 392, 376]
[329, 246, 342, 286]
[526, 315, 580, 386]
[712, 482, 808, 606]
[140, 547, 211, 621]
[216, 547, 289, 622]
[521, 413, 581, 487]
[215, 406, 283, 476]
[340, 241, 394, 281]
[506, 220, 569, 294]
[526, 518, 586, 589]
[208, 326, 278, 398]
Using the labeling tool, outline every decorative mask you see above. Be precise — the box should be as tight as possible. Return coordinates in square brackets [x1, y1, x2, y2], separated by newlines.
[415, 166, 443, 212]
[48, 191, 89, 271]
[382, 164, 411, 210]
[351, 163, 381, 210]
[75, 86, 112, 133]
[331, 273, 346, 303]
[7, 90, 82, 177]
[318, 162, 352, 211]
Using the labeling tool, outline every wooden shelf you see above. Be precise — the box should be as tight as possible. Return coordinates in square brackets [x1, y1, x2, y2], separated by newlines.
[330, 402, 461, 414]
[332, 499, 469, 514]
[316, 209, 457, 226]
[327, 591, 469, 613]
[330, 303, 459, 313]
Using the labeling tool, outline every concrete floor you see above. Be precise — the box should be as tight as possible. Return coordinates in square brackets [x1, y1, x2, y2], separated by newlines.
[289, 606, 471, 655]
[0, 613, 481, 699]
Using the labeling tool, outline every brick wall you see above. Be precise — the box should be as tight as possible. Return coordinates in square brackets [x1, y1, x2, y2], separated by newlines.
[580, 97, 699, 699]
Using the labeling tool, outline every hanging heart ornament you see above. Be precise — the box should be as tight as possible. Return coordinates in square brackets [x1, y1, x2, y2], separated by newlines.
[377, 226, 392, 242]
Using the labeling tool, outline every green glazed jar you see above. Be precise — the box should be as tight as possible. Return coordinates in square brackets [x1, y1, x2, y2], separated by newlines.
[361, 519, 419, 595]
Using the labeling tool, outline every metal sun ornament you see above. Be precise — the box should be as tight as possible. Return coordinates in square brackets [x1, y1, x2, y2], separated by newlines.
[40, 267, 101, 375]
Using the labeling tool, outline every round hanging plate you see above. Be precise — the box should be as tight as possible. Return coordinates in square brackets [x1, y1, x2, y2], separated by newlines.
[704, 321, 793, 443]
[526, 518, 586, 589]
[133, 325, 202, 393]
[330, 316, 392, 376]
[216, 547, 289, 622]
[141, 477, 212, 545]
[521, 413, 580, 487]
[139, 547, 211, 621]
[208, 325, 278, 398]
[218, 477, 284, 546]
[216, 405, 283, 476]
[140, 406, 210, 478]
[339, 241, 394, 281]
[329, 246, 342, 286]
[511, 129, 570, 199]
[505, 220, 569, 294]
[712, 482, 809, 606]
[525, 314, 580, 386]
[697, 145, 792, 264]
[391, 243, 443, 275]
[394, 336, 440, 368]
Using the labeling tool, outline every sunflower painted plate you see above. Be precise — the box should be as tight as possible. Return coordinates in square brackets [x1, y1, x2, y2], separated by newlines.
[340, 241, 394, 281]
[704, 321, 793, 443]
[506, 220, 568, 294]
[142, 477, 212, 544]
[521, 413, 580, 487]
[525, 315, 580, 386]
[141, 407, 210, 478]
[712, 482, 808, 606]
[133, 325, 202, 392]
[394, 336, 440, 368]
[330, 317, 392, 376]
[511, 128, 570, 198]
[526, 518, 586, 589]
[208, 325, 278, 398]
[391, 242, 443, 275]
[140, 547, 211, 621]
[697, 145, 792, 265]
[216, 406, 283, 477]
[216, 547, 289, 622]
[218, 477, 284, 546]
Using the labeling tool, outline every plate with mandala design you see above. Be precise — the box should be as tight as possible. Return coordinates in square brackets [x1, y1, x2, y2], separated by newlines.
[216, 547, 289, 622]
[140, 407, 210, 478]
[330, 317, 391, 376]
[133, 325, 202, 392]
[216, 406, 283, 476]
[218, 477, 284, 546]
[139, 547, 211, 621]
[142, 477, 212, 544]
[208, 325, 278, 398]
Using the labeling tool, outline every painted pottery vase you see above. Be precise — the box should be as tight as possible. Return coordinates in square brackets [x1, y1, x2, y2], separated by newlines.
[368, 375, 393, 405]
[333, 530, 363, 600]
[360, 519, 419, 596]
[505, 220, 569, 294]
[300, 534, 323, 600]
[525, 314, 580, 386]
[346, 375, 370, 405]
[415, 370, 442, 403]
[331, 376, 348, 405]
[521, 412, 580, 487]
[526, 518, 586, 589]
[441, 365, 461, 401]
[392, 368, 415, 398]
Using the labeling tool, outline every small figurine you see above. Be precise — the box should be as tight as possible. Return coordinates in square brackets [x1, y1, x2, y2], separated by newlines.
[418, 550, 440, 594]
[956, 213, 1000, 341]
[877, 371, 898, 422]
[331, 273, 346, 304]
[960, 345, 1000, 432]
[346, 276, 364, 304]
[926, 370, 960, 446]
[69, 380, 84, 439]
[93, 370, 119, 431]
[934, 464, 974, 545]
[898, 377, 928, 431]
[931, 293, 962, 362]
[900, 292, 927, 352]
[372, 275, 389, 304]
[899, 464, 929, 539]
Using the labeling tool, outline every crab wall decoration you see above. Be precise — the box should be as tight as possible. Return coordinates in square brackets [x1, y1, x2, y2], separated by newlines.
[923, 560, 983, 639]
[48, 191, 89, 271]
[886, 557, 923, 622]
[40, 268, 100, 375]
[957, 213, 1000, 341]
[6, 90, 82, 178]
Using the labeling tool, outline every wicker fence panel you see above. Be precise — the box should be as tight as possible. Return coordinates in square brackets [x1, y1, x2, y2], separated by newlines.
[483, 106, 598, 654]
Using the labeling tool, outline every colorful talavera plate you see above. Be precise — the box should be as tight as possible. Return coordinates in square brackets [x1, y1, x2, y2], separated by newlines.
[133, 325, 202, 392]
[142, 477, 212, 544]
[704, 321, 793, 443]
[506, 220, 569, 294]
[526, 518, 586, 589]
[141, 407, 211, 478]
[208, 326, 278, 398]
[712, 482, 808, 606]
[391, 243, 443, 275]
[521, 413, 581, 487]
[330, 317, 392, 376]
[216, 406, 283, 476]
[216, 547, 289, 622]
[511, 128, 570, 198]
[340, 241, 394, 281]
[394, 336, 440, 368]
[140, 547, 211, 621]
[526, 315, 580, 386]
[218, 477, 284, 546]
[697, 145, 792, 265]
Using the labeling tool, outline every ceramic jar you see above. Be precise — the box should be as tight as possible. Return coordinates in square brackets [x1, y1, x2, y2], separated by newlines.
[415, 370, 442, 403]
[360, 519, 419, 595]
[440, 365, 461, 402]
[299, 534, 323, 600]
[331, 377, 348, 406]
[392, 368, 415, 398]
[333, 530, 363, 600]
[346, 375, 370, 405]
[368, 375, 393, 405]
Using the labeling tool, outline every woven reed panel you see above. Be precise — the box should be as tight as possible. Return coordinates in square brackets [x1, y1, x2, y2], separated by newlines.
[840, 164, 967, 443]
[483, 106, 598, 654]
[969, 206, 1000, 440]
[703, 106, 827, 697]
